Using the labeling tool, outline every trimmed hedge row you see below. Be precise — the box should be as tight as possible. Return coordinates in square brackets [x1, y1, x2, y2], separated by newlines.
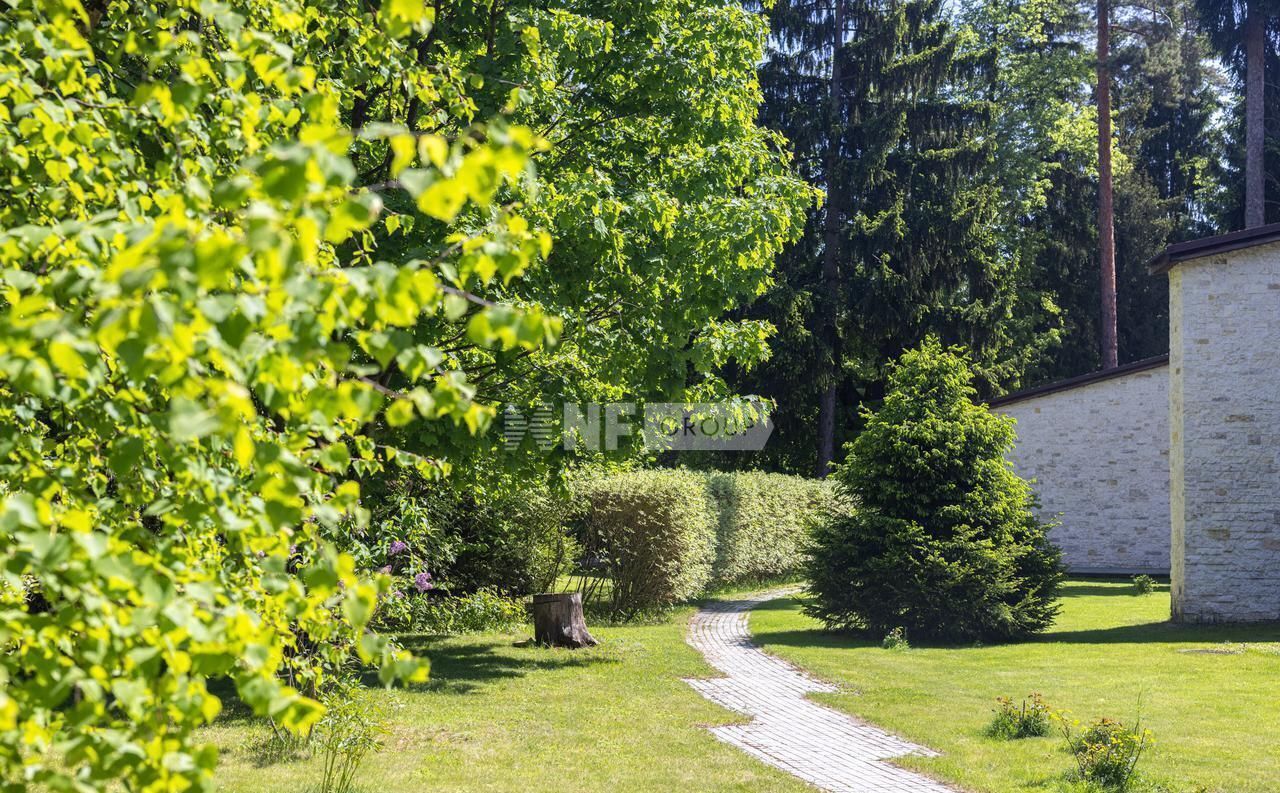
[709, 471, 836, 587]
[574, 469, 838, 617]
[575, 469, 718, 618]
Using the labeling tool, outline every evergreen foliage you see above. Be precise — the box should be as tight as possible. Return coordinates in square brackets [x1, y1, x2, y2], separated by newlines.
[1194, 0, 1280, 226]
[806, 340, 1063, 642]
[742, 0, 1067, 471]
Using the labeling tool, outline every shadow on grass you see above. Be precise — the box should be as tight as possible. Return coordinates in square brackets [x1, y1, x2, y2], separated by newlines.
[1039, 620, 1280, 645]
[387, 637, 619, 695]
[740, 593, 809, 613]
[1056, 581, 1168, 597]
[750, 581, 1280, 649]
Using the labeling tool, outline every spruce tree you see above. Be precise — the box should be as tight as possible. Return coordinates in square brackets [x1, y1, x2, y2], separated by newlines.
[746, 0, 1030, 475]
[806, 339, 1063, 643]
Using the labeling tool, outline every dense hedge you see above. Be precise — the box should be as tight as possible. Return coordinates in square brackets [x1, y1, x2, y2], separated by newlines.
[575, 469, 718, 618]
[709, 472, 837, 586]
[373, 588, 528, 635]
[574, 468, 835, 616]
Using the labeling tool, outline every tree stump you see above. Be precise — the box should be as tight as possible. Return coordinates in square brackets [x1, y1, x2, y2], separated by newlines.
[532, 593, 598, 648]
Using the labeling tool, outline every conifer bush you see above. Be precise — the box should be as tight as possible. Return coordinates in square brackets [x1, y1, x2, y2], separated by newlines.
[806, 339, 1063, 642]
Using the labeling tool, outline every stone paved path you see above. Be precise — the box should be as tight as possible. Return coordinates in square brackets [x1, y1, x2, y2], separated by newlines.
[685, 590, 958, 793]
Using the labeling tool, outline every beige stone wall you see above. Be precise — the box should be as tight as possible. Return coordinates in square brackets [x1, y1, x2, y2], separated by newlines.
[996, 366, 1170, 574]
[1169, 241, 1280, 623]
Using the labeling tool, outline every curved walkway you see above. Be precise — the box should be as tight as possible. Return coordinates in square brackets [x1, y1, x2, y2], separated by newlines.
[685, 590, 957, 793]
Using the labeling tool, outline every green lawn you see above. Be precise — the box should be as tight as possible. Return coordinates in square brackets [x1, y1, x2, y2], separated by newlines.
[751, 580, 1280, 793]
[203, 607, 810, 793]
[203, 581, 1280, 792]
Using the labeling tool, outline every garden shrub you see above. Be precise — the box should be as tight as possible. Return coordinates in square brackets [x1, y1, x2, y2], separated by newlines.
[442, 485, 579, 597]
[881, 627, 910, 650]
[314, 687, 387, 793]
[1061, 716, 1153, 790]
[354, 473, 578, 599]
[574, 469, 717, 618]
[374, 587, 527, 635]
[986, 694, 1052, 739]
[806, 339, 1064, 642]
[1132, 575, 1157, 595]
[708, 471, 837, 586]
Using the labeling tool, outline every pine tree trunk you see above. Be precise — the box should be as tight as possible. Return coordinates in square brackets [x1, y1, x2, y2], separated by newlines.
[532, 593, 597, 648]
[1097, 0, 1118, 370]
[816, 0, 845, 478]
[1245, 5, 1266, 228]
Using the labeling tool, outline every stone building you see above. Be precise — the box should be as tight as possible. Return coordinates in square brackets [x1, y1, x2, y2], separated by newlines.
[995, 224, 1280, 622]
[990, 357, 1170, 575]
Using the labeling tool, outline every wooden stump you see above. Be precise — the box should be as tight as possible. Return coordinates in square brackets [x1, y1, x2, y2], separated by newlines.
[532, 593, 598, 648]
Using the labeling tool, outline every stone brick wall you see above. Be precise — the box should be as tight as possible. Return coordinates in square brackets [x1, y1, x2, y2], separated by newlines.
[1170, 241, 1280, 623]
[994, 365, 1170, 574]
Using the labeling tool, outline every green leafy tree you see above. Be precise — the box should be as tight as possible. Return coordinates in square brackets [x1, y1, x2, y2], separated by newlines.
[340, 0, 814, 546]
[806, 339, 1063, 642]
[354, 0, 813, 454]
[966, 0, 1225, 386]
[0, 0, 562, 789]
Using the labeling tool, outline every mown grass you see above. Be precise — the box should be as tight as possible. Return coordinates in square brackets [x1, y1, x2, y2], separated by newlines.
[750, 579, 1280, 793]
[204, 606, 810, 793]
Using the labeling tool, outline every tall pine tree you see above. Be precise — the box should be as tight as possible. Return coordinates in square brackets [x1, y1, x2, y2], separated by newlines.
[745, 0, 1032, 475]
[1196, 0, 1280, 227]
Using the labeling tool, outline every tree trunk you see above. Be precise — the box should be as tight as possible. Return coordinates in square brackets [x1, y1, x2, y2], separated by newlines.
[816, 0, 846, 478]
[816, 384, 837, 477]
[1097, 0, 1118, 370]
[1245, 5, 1266, 228]
[532, 593, 597, 648]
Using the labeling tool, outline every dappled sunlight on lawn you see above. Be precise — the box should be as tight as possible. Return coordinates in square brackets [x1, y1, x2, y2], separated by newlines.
[203, 613, 813, 793]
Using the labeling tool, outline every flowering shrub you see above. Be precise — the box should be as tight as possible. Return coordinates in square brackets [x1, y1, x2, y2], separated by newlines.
[1060, 715, 1153, 790]
[353, 473, 577, 598]
[986, 694, 1052, 739]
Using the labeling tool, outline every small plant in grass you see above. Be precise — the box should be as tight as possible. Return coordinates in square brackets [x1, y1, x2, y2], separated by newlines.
[313, 687, 387, 793]
[1058, 713, 1153, 791]
[986, 694, 1052, 739]
[1132, 575, 1157, 595]
[881, 627, 910, 650]
[246, 723, 313, 766]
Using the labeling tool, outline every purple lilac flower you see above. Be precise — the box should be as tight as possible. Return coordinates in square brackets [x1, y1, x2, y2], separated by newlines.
[413, 572, 434, 592]
[378, 565, 393, 575]
[388, 540, 408, 556]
